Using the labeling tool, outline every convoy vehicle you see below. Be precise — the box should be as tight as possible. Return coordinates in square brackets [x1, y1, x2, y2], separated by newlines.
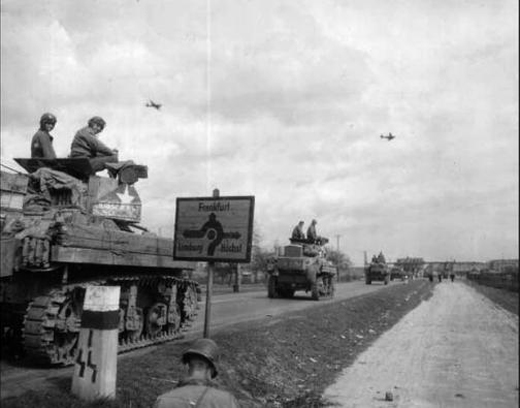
[365, 255, 390, 285]
[266, 238, 336, 300]
[0, 157, 199, 365]
[390, 266, 406, 281]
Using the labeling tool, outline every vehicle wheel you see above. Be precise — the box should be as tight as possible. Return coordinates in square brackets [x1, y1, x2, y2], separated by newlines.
[267, 276, 278, 298]
[146, 303, 168, 337]
[311, 282, 319, 300]
[365, 278, 371, 285]
[384, 277, 389, 285]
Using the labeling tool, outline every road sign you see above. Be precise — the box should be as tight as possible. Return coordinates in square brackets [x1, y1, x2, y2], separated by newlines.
[174, 195, 255, 263]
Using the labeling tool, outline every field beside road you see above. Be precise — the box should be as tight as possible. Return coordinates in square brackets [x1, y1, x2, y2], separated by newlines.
[1, 279, 432, 408]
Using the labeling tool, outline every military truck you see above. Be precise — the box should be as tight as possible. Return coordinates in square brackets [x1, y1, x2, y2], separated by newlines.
[266, 237, 336, 300]
[0, 157, 199, 365]
[365, 252, 390, 285]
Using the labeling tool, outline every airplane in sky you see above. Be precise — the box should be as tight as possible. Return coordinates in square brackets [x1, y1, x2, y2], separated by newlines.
[380, 132, 396, 141]
[145, 100, 162, 110]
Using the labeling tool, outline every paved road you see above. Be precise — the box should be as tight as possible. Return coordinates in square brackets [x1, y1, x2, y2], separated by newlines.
[0, 279, 396, 399]
[323, 281, 519, 407]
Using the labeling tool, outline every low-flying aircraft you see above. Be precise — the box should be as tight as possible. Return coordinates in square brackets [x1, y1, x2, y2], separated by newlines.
[380, 132, 395, 141]
[145, 100, 162, 110]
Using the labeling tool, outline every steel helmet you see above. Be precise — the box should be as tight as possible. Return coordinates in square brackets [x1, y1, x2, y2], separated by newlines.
[181, 338, 219, 378]
[88, 116, 106, 129]
[39, 113, 57, 128]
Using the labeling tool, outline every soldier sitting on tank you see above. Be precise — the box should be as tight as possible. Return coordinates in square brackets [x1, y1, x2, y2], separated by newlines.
[70, 116, 119, 175]
[377, 251, 386, 264]
[31, 113, 58, 159]
[154, 338, 239, 408]
[291, 220, 306, 242]
[306, 219, 319, 243]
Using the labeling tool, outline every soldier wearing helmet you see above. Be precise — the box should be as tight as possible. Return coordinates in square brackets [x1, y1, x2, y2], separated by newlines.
[31, 113, 57, 159]
[154, 338, 239, 408]
[70, 116, 118, 174]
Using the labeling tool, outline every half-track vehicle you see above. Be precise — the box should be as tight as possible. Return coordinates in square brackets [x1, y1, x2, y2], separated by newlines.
[0, 157, 199, 365]
[365, 252, 389, 285]
[266, 237, 336, 300]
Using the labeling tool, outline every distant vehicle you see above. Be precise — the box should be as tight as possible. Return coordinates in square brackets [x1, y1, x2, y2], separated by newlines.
[365, 254, 390, 285]
[266, 237, 336, 300]
[390, 266, 406, 281]
[380, 132, 395, 141]
[145, 99, 162, 110]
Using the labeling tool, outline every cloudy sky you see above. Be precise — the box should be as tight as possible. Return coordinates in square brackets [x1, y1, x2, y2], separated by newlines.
[1, 0, 518, 265]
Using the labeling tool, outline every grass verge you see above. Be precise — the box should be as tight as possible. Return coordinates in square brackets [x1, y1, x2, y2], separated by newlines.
[2, 280, 434, 408]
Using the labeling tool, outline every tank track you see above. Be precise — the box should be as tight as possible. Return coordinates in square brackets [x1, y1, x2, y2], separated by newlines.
[22, 275, 199, 366]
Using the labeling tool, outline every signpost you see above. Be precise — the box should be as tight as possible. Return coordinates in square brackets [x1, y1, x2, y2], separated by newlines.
[174, 194, 255, 263]
[174, 191, 254, 337]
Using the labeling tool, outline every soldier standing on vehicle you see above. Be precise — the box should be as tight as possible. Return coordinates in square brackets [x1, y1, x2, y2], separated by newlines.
[70, 116, 118, 173]
[154, 338, 239, 408]
[291, 220, 306, 241]
[31, 113, 58, 159]
[307, 219, 318, 243]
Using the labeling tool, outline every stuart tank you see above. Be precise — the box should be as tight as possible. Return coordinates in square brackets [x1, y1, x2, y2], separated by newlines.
[266, 237, 336, 300]
[0, 157, 199, 365]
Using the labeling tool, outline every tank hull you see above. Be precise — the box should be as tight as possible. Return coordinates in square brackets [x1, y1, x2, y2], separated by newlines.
[1, 165, 199, 366]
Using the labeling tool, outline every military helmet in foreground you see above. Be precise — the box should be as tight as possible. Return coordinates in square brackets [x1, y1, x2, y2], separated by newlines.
[182, 338, 219, 378]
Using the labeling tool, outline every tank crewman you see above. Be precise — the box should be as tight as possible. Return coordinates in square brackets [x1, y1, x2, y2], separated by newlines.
[70, 116, 118, 173]
[31, 113, 58, 159]
[306, 219, 318, 243]
[154, 338, 239, 408]
[291, 220, 306, 240]
[377, 251, 386, 264]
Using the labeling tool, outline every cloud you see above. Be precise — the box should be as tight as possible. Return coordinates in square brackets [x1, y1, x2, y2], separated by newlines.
[1, 0, 517, 265]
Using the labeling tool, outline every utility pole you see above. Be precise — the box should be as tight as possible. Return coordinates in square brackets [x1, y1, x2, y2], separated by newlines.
[335, 235, 341, 252]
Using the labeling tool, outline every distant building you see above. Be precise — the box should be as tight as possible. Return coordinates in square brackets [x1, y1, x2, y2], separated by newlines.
[487, 259, 519, 273]
[452, 262, 485, 273]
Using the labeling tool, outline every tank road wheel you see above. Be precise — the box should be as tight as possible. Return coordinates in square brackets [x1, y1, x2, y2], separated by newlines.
[180, 283, 199, 322]
[23, 288, 83, 366]
[267, 276, 278, 298]
[146, 303, 168, 338]
[125, 307, 144, 342]
[167, 302, 182, 334]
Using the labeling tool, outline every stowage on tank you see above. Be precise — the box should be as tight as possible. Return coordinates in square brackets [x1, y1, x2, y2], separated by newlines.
[0, 157, 199, 365]
[266, 236, 336, 300]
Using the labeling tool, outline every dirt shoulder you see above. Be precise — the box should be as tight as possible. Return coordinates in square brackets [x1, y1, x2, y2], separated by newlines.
[2, 279, 433, 408]
[462, 279, 518, 316]
[323, 281, 519, 407]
